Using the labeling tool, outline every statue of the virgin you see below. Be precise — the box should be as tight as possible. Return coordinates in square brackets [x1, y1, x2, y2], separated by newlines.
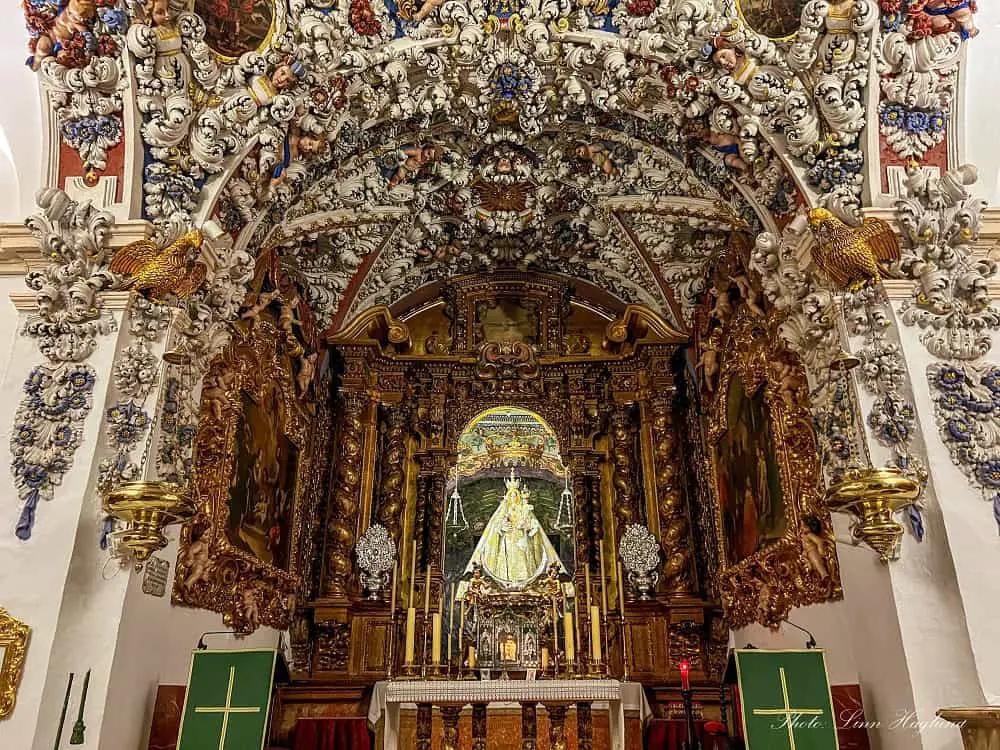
[460, 468, 565, 588]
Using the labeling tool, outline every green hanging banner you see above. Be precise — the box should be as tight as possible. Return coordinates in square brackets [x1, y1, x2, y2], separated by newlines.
[734, 649, 839, 750]
[176, 649, 277, 750]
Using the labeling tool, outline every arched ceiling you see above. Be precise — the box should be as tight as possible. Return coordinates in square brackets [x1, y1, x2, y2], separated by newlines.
[25, 0, 880, 330]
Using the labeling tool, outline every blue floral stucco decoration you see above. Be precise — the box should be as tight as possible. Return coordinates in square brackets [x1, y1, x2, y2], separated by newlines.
[11, 364, 97, 540]
[928, 363, 1000, 532]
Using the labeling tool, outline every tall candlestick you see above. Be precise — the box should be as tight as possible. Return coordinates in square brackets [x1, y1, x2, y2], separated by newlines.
[617, 562, 626, 614]
[404, 607, 416, 664]
[585, 560, 592, 613]
[551, 599, 559, 656]
[573, 591, 581, 654]
[448, 585, 456, 664]
[390, 562, 398, 620]
[409, 540, 417, 606]
[590, 605, 602, 663]
[458, 599, 465, 658]
[431, 613, 442, 664]
[423, 567, 431, 618]
[599, 546, 609, 619]
[563, 613, 575, 662]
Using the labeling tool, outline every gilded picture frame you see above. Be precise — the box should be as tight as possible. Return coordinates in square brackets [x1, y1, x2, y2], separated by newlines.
[705, 304, 841, 627]
[173, 315, 314, 633]
[0, 607, 29, 720]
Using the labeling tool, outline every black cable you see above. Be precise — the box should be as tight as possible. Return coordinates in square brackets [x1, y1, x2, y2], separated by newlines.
[781, 619, 818, 649]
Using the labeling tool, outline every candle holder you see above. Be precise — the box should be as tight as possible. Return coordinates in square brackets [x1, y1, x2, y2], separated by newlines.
[428, 663, 448, 680]
[386, 611, 398, 681]
[620, 614, 630, 682]
[400, 662, 421, 680]
[681, 688, 700, 750]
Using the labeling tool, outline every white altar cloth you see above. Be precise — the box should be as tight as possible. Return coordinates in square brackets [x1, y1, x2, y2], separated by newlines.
[368, 679, 650, 750]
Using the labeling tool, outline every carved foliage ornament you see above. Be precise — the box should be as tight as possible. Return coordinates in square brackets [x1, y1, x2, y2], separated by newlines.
[172, 317, 312, 633]
[896, 164, 1000, 361]
[706, 304, 841, 627]
[0, 608, 29, 720]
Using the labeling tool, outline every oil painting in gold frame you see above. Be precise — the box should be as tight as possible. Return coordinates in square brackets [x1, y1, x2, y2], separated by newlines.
[705, 304, 841, 627]
[172, 313, 314, 634]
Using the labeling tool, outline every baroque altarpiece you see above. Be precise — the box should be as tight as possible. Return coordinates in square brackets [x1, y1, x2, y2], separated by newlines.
[172, 260, 841, 737]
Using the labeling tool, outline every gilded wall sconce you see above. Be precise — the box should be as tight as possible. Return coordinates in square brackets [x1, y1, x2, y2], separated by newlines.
[103, 480, 195, 570]
[825, 467, 920, 562]
[820, 350, 920, 562]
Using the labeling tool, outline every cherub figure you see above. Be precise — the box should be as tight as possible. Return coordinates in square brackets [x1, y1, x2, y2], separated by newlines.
[702, 129, 748, 172]
[181, 529, 212, 588]
[296, 351, 318, 395]
[572, 142, 616, 176]
[28, 0, 98, 70]
[730, 273, 766, 316]
[271, 126, 328, 185]
[201, 366, 238, 422]
[913, 0, 979, 39]
[240, 290, 279, 323]
[799, 516, 831, 578]
[388, 143, 445, 187]
[248, 59, 305, 107]
[697, 343, 720, 393]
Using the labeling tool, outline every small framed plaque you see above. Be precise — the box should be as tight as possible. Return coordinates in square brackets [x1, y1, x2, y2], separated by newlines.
[143, 556, 171, 598]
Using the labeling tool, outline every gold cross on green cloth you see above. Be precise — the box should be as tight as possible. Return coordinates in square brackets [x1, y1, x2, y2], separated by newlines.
[751, 667, 825, 750]
[735, 649, 838, 750]
[193, 666, 262, 750]
[177, 649, 276, 750]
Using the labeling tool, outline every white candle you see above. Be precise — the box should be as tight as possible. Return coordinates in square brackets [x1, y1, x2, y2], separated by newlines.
[431, 613, 442, 664]
[563, 613, 575, 662]
[404, 607, 416, 664]
[590, 605, 602, 663]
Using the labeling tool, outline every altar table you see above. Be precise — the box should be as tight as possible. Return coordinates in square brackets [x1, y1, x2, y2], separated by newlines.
[368, 680, 650, 750]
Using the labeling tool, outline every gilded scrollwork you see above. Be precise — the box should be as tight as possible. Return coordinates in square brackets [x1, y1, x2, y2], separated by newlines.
[0, 608, 30, 720]
[705, 304, 842, 627]
[172, 316, 312, 633]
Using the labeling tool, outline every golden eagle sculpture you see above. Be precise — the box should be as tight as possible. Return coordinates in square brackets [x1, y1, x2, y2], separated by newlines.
[110, 229, 208, 302]
[807, 208, 901, 291]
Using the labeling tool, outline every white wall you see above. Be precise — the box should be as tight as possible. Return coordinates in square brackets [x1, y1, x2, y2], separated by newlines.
[962, 6, 1000, 203]
[0, 9, 43, 219]
[0, 304, 123, 749]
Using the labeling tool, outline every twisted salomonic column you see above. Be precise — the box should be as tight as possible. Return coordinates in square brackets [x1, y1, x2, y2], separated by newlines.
[325, 391, 368, 596]
[648, 396, 693, 595]
[610, 404, 641, 538]
[376, 405, 408, 544]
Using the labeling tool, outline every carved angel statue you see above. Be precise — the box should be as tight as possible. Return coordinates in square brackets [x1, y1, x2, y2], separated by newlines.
[619, 524, 661, 601]
[807, 208, 901, 291]
[355, 523, 396, 600]
[110, 229, 208, 302]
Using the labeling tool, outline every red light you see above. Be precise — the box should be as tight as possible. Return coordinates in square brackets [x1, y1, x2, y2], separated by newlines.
[679, 659, 691, 691]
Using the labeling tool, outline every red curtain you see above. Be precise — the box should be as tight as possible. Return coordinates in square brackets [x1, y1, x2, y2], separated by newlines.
[293, 718, 372, 750]
[646, 720, 739, 750]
